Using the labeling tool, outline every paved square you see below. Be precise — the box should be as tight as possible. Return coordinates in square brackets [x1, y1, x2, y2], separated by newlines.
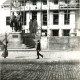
[0, 60, 80, 80]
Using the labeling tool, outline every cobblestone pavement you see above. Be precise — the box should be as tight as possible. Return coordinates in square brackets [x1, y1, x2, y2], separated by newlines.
[0, 60, 80, 80]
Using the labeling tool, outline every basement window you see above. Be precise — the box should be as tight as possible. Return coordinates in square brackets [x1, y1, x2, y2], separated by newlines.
[63, 29, 70, 36]
[52, 30, 59, 36]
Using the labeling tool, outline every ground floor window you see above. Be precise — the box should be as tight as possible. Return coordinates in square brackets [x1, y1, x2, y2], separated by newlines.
[52, 30, 59, 36]
[21, 11, 26, 25]
[32, 11, 37, 20]
[63, 29, 70, 36]
[6, 16, 10, 25]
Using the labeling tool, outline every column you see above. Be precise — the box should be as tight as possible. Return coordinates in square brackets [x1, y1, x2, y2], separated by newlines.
[70, 11, 76, 36]
[37, 12, 41, 36]
[59, 29, 63, 37]
[50, 11, 53, 25]
[26, 12, 32, 33]
[37, 12, 41, 28]
[59, 11, 64, 25]
[47, 0, 50, 36]
[25, 12, 29, 33]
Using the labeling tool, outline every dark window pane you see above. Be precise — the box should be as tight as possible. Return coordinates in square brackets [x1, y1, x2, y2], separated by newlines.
[33, 0, 37, 5]
[6, 17, 10, 25]
[53, 11, 59, 25]
[21, 11, 26, 25]
[32, 12, 37, 20]
[64, 11, 70, 25]
[54, 0, 58, 4]
[63, 29, 70, 36]
[43, 11, 47, 25]
[43, 0, 47, 5]
[52, 30, 59, 36]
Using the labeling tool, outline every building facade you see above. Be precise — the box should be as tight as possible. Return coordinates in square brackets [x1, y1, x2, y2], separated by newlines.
[1, 0, 80, 36]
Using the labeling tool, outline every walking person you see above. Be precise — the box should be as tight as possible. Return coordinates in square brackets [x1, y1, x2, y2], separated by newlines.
[36, 40, 43, 59]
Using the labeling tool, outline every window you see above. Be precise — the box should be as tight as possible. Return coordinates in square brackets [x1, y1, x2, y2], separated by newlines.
[33, 0, 37, 5]
[6, 17, 10, 25]
[32, 12, 37, 20]
[53, 11, 59, 25]
[43, 0, 47, 5]
[52, 30, 59, 36]
[43, 11, 47, 25]
[42, 30, 47, 36]
[54, 0, 58, 4]
[64, 11, 70, 25]
[63, 29, 70, 36]
[21, 1, 26, 6]
[21, 11, 26, 25]
[65, 0, 69, 4]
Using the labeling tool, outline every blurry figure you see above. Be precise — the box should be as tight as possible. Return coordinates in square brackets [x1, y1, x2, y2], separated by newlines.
[29, 19, 33, 34]
[10, 12, 16, 32]
[16, 12, 22, 31]
[33, 19, 38, 34]
[29, 19, 38, 35]
[36, 40, 43, 59]
[1, 33, 8, 58]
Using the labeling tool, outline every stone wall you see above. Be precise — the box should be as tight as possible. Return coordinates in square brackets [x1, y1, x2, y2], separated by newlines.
[48, 36, 80, 50]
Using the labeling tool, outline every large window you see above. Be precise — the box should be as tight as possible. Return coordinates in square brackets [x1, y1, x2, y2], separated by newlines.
[21, 1, 26, 6]
[21, 11, 26, 25]
[32, 12, 37, 20]
[6, 17, 10, 25]
[54, 0, 58, 4]
[43, 0, 47, 5]
[33, 0, 37, 5]
[53, 11, 59, 25]
[63, 29, 70, 36]
[43, 11, 47, 25]
[64, 11, 70, 25]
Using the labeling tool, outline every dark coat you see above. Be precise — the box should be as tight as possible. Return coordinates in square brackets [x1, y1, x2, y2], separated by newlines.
[36, 42, 41, 51]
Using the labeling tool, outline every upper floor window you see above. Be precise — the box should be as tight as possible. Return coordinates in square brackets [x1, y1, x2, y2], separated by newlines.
[54, 0, 58, 4]
[64, 11, 70, 25]
[53, 11, 59, 25]
[43, 0, 47, 5]
[21, 11, 26, 25]
[43, 11, 47, 26]
[65, 0, 69, 4]
[20, 1, 27, 6]
[32, 12, 37, 20]
[33, 0, 37, 5]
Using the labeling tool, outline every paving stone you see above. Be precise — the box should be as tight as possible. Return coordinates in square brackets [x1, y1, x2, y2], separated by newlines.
[1, 61, 80, 80]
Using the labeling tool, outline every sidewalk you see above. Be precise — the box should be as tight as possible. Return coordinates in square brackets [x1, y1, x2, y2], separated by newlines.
[0, 50, 80, 62]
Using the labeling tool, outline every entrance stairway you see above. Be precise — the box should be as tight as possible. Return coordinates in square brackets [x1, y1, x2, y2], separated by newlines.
[7, 33, 39, 50]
